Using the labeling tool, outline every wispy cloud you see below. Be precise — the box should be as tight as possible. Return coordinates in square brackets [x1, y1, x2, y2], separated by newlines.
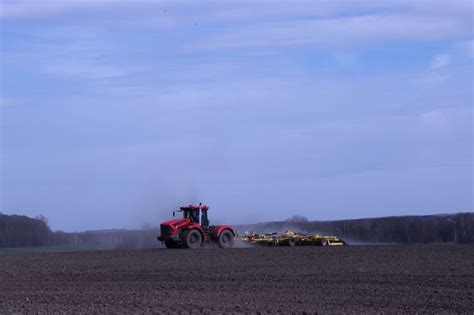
[2, 1, 471, 53]
[430, 54, 451, 70]
[1, 0, 472, 20]
[0, 0, 120, 19]
[46, 61, 127, 79]
[189, 14, 470, 52]
[0, 97, 18, 108]
[1, 28, 131, 81]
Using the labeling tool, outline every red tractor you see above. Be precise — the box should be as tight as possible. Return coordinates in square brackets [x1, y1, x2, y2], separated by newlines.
[157, 204, 235, 249]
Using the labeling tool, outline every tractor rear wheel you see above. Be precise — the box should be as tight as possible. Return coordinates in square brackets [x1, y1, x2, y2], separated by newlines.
[184, 229, 202, 249]
[218, 229, 234, 248]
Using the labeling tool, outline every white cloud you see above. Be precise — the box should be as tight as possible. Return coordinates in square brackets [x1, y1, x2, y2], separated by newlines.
[413, 52, 458, 85]
[2, 1, 471, 53]
[419, 107, 469, 136]
[430, 54, 451, 69]
[46, 61, 127, 79]
[456, 39, 474, 59]
[420, 109, 448, 129]
[1, 29, 131, 81]
[1, 0, 472, 21]
[188, 14, 470, 52]
[0, 97, 18, 108]
[0, 0, 119, 19]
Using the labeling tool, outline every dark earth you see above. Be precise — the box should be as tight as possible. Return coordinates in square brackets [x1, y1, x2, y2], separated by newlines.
[1, 245, 473, 313]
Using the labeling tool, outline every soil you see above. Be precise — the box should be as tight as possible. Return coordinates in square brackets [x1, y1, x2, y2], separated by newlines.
[0, 245, 473, 313]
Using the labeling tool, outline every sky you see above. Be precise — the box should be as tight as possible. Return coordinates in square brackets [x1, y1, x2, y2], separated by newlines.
[0, 0, 473, 232]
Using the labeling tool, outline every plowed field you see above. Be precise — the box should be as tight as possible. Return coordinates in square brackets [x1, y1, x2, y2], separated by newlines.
[1, 245, 473, 313]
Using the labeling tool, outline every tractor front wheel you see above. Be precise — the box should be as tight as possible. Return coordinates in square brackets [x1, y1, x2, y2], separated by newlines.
[184, 229, 202, 249]
[218, 229, 234, 248]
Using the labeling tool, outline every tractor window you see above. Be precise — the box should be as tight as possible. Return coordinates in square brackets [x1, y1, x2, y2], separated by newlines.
[188, 209, 199, 223]
[201, 210, 209, 227]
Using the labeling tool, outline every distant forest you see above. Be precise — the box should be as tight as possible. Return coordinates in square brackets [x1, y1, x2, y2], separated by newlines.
[0, 213, 157, 249]
[0, 212, 473, 249]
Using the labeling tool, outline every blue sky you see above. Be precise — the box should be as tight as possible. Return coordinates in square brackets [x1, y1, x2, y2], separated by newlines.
[0, 0, 472, 231]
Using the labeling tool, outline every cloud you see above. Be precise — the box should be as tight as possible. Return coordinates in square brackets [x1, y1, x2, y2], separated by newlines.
[188, 14, 470, 52]
[420, 109, 449, 130]
[46, 60, 127, 79]
[0, 0, 119, 19]
[1, 28, 131, 81]
[420, 107, 470, 128]
[2, 1, 471, 52]
[1, 0, 472, 20]
[0, 97, 18, 108]
[430, 54, 451, 69]
[456, 39, 474, 59]
[413, 52, 459, 85]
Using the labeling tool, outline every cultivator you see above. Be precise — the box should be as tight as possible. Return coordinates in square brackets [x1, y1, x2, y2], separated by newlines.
[243, 230, 347, 246]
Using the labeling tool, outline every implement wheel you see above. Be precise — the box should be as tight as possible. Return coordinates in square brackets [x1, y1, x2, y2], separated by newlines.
[184, 229, 202, 249]
[218, 229, 234, 248]
[288, 238, 296, 247]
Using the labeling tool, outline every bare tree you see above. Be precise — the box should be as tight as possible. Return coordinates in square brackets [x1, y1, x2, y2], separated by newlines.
[286, 215, 309, 223]
[36, 214, 49, 227]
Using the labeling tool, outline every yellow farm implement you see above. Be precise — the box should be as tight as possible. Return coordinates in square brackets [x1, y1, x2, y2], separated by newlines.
[243, 230, 347, 246]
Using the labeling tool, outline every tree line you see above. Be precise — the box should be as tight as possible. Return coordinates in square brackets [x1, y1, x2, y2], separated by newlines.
[1, 212, 473, 248]
[0, 213, 158, 249]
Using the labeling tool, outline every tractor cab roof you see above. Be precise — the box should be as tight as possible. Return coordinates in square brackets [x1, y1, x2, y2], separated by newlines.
[180, 204, 209, 211]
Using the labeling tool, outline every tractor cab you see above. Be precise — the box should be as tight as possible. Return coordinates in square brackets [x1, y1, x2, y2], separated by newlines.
[175, 204, 210, 228]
